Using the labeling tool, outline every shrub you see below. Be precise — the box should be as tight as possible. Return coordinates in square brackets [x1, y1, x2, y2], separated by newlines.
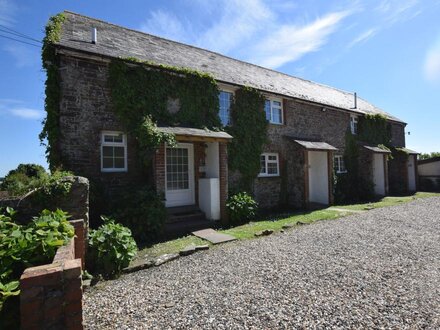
[226, 192, 258, 225]
[87, 216, 137, 278]
[0, 208, 74, 322]
[0, 163, 72, 198]
[112, 187, 167, 243]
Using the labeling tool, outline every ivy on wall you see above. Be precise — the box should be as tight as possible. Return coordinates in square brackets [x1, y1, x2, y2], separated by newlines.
[108, 58, 221, 164]
[336, 113, 393, 203]
[227, 87, 268, 190]
[39, 13, 66, 170]
[358, 114, 391, 145]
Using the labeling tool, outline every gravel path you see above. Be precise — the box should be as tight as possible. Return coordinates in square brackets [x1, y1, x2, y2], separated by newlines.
[84, 197, 440, 329]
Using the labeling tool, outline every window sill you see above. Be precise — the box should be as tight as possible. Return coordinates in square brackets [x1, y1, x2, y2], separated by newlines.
[258, 174, 280, 178]
[336, 171, 347, 174]
[101, 169, 128, 173]
[268, 121, 283, 126]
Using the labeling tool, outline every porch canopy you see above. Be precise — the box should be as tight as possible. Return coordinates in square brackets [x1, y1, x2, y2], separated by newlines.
[157, 127, 232, 142]
[286, 136, 338, 151]
[363, 145, 391, 154]
[396, 147, 419, 155]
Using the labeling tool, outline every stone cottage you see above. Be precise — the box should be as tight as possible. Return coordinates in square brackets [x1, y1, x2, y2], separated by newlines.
[47, 11, 413, 227]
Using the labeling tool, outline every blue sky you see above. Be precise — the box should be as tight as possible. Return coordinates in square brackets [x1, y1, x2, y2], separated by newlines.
[1, 0, 440, 176]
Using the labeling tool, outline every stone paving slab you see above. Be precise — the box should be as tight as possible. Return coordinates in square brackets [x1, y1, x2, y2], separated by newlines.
[192, 228, 236, 244]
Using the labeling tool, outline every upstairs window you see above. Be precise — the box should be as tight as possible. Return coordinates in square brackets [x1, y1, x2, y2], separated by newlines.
[259, 153, 279, 177]
[350, 115, 358, 135]
[334, 155, 347, 174]
[101, 131, 127, 172]
[219, 91, 232, 126]
[265, 98, 283, 124]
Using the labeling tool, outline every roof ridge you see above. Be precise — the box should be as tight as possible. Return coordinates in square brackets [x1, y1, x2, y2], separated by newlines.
[62, 10, 358, 98]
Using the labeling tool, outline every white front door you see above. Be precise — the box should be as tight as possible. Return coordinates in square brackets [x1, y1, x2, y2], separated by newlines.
[407, 155, 416, 191]
[373, 153, 386, 196]
[308, 151, 329, 205]
[165, 143, 195, 207]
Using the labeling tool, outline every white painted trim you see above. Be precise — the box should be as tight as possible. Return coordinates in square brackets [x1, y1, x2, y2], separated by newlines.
[100, 131, 127, 172]
[258, 153, 280, 177]
[264, 97, 284, 125]
[165, 143, 195, 207]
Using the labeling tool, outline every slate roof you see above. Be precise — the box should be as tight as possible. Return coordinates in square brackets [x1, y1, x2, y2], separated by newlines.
[56, 11, 405, 123]
[396, 147, 419, 155]
[157, 127, 232, 140]
[418, 156, 440, 165]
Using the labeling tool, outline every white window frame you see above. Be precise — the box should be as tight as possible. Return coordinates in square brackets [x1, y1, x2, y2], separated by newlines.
[259, 153, 280, 177]
[350, 114, 358, 135]
[334, 155, 347, 174]
[100, 131, 127, 172]
[264, 97, 284, 125]
[218, 89, 234, 126]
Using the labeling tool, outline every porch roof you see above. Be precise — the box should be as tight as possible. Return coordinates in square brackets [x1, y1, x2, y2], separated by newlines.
[290, 138, 338, 151]
[396, 147, 419, 155]
[157, 127, 232, 142]
[363, 145, 392, 154]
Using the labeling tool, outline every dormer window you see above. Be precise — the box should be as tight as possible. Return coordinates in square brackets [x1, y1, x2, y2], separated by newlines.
[350, 114, 358, 135]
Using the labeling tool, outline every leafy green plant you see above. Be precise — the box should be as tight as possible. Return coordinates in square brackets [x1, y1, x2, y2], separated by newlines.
[0, 208, 73, 316]
[226, 192, 258, 226]
[226, 87, 268, 190]
[112, 187, 167, 243]
[87, 216, 137, 278]
[40, 13, 66, 169]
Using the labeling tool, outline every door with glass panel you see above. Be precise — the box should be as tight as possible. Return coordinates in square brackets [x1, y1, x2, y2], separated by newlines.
[165, 143, 195, 207]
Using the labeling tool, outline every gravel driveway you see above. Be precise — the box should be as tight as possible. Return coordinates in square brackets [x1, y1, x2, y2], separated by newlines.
[84, 197, 440, 329]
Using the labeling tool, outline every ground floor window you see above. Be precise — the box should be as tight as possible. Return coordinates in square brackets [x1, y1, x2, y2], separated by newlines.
[101, 131, 127, 172]
[334, 155, 347, 174]
[259, 153, 279, 177]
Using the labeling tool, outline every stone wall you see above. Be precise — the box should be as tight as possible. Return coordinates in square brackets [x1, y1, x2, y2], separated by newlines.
[20, 219, 85, 329]
[58, 55, 146, 220]
[390, 123, 406, 147]
[0, 176, 89, 227]
[250, 100, 350, 209]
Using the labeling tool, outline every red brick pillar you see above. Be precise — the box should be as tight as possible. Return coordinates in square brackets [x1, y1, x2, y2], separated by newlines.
[154, 143, 166, 197]
[70, 219, 86, 269]
[219, 142, 229, 224]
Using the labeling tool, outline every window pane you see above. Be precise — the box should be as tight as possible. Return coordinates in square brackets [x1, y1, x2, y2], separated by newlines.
[104, 135, 114, 143]
[114, 158, 125, 168]
[272, 108, 282, 124]
[268, 155, 277, 161]
[267, 163, 278, 175]
[264, 100, 271, 121]
[113, 134, 123, 143]
[219, 91, 232, 126]
[103, 146, 113, 157]
[114, 146, 124, 157]
[273, 101, 281, 107]
[102, 157, 113, 168]
[260, 155, 266, 174]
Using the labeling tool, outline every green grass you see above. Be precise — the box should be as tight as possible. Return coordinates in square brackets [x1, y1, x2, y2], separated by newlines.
[131, 191, 440, 265]
[331, 192, 440, 211]
[219, 209, 343, 240]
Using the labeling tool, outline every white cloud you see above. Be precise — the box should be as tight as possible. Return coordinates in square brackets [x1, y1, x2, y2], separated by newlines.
[0, 0, 15, 26]
[139, 10, 193, 43]
[248, 10, 352, 68]
[424, 37, 440, 84]
[348, 28, 378, 48]
[8, 108, 44, 120]
[0, 100, 44, 120]
[375, 0, 421, 25]
[196, 0, 273, 53]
